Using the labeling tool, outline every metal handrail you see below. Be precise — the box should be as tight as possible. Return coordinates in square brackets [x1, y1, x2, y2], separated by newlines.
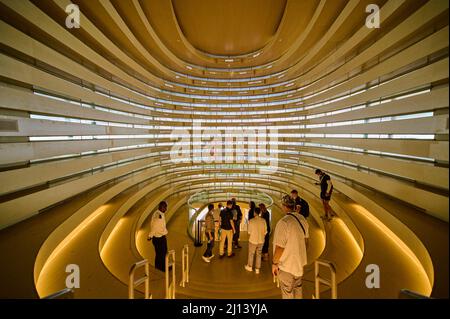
[42, 288, 74, 299]
[314, 259, 337, 299]
[399, 289, 431, 299]
[165, 250, 176, 299]
[129, 259, 151, 299]
[180, 244, 190, 287]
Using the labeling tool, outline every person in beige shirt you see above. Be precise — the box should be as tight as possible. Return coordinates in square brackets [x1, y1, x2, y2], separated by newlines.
[245, 207, 267, 274]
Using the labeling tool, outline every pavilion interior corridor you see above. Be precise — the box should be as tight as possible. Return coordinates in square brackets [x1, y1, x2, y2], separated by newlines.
[0, 0, 448, 300]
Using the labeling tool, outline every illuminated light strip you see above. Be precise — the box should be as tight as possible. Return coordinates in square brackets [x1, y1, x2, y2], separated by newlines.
[349, 203, 433, 295]
[36, 204, 111, 295]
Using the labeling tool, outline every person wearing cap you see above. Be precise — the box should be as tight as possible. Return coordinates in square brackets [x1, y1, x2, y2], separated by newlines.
[272, 194, 309, 299]
[147, 201, 169, 272]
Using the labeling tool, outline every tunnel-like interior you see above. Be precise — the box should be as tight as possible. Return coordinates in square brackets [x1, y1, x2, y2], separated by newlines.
[0, 0, 448, 299]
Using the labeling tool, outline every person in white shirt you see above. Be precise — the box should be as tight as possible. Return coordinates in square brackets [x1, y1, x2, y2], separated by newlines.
[272, 195, 309, 299]
[147, 201, 169, 272]
[245, 207, 267, 274]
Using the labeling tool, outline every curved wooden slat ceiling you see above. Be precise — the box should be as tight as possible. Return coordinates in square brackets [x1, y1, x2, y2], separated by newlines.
[0, 0, 448, 229]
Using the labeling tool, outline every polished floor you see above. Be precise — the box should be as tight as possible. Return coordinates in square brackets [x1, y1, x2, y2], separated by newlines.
[1, 181, 445, 298]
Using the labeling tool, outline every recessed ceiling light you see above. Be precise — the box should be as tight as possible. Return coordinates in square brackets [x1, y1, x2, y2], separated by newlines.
[225, 59, 234, 62]
[164, 83, 173, 88]
[186, 65, 193, 70]
[253, 52, 261, 58]
[266, 65, 272, 69]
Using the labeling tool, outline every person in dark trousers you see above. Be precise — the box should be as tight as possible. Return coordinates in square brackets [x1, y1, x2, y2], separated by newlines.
[315, 169, 336, 221]
[147, 201, 169, 272]
[248, 201, 256, 221]
[291, 189, 310, 218]
[259, 203, 271, 261]
[231, 198, 243, 249]
[202, 203, 215, 263]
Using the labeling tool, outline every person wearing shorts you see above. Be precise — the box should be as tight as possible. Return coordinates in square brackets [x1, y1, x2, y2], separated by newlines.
[315, 169, 336, 221]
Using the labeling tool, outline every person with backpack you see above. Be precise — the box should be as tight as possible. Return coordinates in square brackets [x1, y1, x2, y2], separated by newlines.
[291, 189, 310, 218]
[272, 195, 309, 299]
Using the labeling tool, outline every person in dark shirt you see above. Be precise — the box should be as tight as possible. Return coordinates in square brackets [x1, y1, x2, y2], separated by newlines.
[248, 201, 256, 221]
[231, 198, 243, 249]
[315, 169, 336, 221]
[219, 200, 236, 258]
[259, 203, 271, 261]
[290, 190, 310, 218]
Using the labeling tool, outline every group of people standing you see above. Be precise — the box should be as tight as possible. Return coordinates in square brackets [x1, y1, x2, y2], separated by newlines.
[147, 169, 336, 299]
[202, 199, 273, 268]
[202, 198, 255, 262]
